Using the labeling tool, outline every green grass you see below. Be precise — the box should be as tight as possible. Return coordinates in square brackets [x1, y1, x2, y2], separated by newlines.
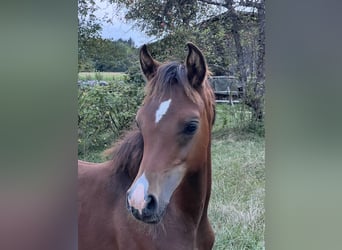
[78, 103, 265, 249]
[78, 72, 127, 81]
[214, 104, 251, 132]
[210, 133, 265, 249]
[210, 103, 265, 249]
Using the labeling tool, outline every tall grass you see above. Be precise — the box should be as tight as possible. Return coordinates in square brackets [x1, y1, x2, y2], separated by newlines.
[210, 103, 265, 249]
[210, 135, 265, 249]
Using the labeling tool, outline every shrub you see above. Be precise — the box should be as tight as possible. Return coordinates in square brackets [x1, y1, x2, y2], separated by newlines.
[78, 77, 144, 158]
[213, 103, 265, 138]
[126, 63, 145, 85]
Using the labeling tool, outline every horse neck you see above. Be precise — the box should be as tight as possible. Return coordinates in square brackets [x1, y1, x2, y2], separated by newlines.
[174, 149, 211, 227]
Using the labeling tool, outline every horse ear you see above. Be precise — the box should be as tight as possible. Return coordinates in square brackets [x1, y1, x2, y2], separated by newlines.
[140, 44, 160, 81]
[185, 42, 207, 88]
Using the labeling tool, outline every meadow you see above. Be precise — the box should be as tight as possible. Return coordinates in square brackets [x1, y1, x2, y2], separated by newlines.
[210, 104, 265, 249]
[78, 72, 126, 81]
[78, 99, 265, 249]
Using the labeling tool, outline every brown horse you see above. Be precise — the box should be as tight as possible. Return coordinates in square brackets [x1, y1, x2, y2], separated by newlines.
[78, 43, 216, 250]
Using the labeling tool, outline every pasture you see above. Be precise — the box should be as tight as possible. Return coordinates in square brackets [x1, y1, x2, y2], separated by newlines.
[78, 103, 265, 249]
[78, 72, 126, 81]
[210, 104, 265, 249]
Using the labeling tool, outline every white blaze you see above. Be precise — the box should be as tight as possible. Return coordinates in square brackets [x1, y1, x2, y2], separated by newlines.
[155, 99, 171, 123]
[128, 173, 149, 214]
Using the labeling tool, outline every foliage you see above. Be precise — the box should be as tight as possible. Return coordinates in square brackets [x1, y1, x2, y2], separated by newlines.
[109, 0, 265, 122]
[78, 78, 144, 158]
[146, 19, 258, 76]
[113, 0, 204, 37]
[78, 0, 102, 71]
[112, 1, 257, 72]
[213, 103, 264, 137]
[244, 77, 265, 126]
[92, 38, 137, 72]
[79, 38, 138, 72]
[125, 62, 145, 85]
[78, 0, 138, 72]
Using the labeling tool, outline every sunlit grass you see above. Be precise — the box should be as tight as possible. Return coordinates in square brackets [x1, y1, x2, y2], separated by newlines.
[209, 103, 265, 249]
[210, 133, 265, 249]
[78, 72, 127, 81]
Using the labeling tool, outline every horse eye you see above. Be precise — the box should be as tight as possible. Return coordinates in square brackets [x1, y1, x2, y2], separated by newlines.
[183, 121, 198, 135]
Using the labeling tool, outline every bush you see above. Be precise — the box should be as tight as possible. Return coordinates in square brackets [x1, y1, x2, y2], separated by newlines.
[125, 63, 145, 85]
[78, 77, 144, 158]
[213, 103, 265, 138]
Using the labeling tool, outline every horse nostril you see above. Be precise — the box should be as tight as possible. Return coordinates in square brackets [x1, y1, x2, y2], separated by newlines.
[145, 194, 157, 212]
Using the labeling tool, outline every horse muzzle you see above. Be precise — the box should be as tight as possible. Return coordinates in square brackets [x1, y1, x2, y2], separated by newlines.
[126, 166, 185, 224]
[126, 191, 166, 224]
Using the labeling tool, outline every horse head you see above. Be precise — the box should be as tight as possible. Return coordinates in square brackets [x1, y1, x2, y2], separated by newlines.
[126, 43, 215, 224]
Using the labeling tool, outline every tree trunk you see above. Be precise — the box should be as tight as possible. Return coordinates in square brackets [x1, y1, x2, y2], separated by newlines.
[228, 0, 265, 123]
[226, 1, 248, 94]
[252, 0, 265, 122]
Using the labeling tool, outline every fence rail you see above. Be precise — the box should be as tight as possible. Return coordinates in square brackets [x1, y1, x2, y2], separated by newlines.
[209, 76, 243, 104]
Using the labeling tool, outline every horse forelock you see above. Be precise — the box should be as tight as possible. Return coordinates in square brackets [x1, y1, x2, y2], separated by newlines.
[145, 61, 215, 126]
[145, 62, 201, 104]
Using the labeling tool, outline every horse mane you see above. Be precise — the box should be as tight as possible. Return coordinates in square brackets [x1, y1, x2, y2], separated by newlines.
[106, 60, 215, 179]
[106, 128, 143, 179]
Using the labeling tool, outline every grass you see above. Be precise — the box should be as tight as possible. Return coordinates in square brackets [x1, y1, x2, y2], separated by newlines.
[210, 103, 265, 249]
[210, 140, 265, 249]
[78, 72, 127, 81]
[78, 103, 265, 249]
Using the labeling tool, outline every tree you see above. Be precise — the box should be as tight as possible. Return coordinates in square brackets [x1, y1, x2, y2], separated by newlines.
[79, 37, 137, 72]
[78, 1, 139, 72]
[92, 38, 138, 72]
[78, 0, 102, 71]
[110, 0, 265, 122]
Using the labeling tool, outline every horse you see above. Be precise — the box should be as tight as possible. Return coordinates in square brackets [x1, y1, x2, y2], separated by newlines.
[78, 42, 216, 250]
